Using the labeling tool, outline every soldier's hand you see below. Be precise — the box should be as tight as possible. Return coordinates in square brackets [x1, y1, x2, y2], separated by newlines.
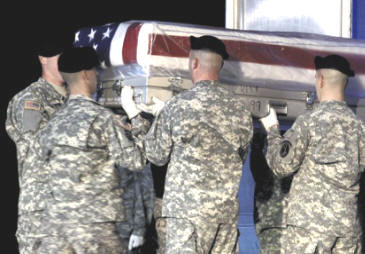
[121, 86, 141, 119]
[259, 107, 279, 130]
[128, 234, 144, 250]
[137, 96, 165, 116]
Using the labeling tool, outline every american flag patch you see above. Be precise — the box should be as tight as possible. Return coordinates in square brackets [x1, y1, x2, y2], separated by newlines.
[24, 100, 41, 110]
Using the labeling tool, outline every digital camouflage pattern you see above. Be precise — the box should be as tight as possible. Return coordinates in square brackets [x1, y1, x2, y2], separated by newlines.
[164, 217, 239, 254]
[265, 100, 365, 251]
[37, 94, 149, 224]
[36, 94, 150, 252]
[36, 223, 126, 254]
[255, 176, 290, 231]
[154, 198, 166, 254]
[145, 80, 253, 250]
[251, 132, 291, 254]
[5, 78, 66, 253]
[116, 163, 155, 239]
[285, 225, 363, 254]
[255, 176, 291, 254]
[146, 80, 253, 222]
[6, 78, 66, 215]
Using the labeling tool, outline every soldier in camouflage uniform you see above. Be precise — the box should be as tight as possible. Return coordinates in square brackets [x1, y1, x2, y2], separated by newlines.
[5, 36, 68, 254]
[135, 35, 254, 253]
[117, 162, 155, 253]
[150, 163, 168, 254]
[251, 132, 292, 254]
[35, 47, 150, 254]
[259, 54, 365, 253]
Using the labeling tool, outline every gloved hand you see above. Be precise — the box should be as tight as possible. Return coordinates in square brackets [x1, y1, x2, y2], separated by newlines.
[259, 107, 279, 130]
[137, 96, 165, 116]
[128, 234, 144, 250]
[121, 86, 141, 119]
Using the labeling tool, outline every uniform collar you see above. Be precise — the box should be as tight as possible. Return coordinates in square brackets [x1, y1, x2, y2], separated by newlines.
[68, 94, 98, 104]
[38, 77, 67, 101]
[319, 100, 346, 106]
[195, 80, 219, 87]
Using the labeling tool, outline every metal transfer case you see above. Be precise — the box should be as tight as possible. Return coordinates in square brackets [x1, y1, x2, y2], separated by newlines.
[74, 20, 365, 121]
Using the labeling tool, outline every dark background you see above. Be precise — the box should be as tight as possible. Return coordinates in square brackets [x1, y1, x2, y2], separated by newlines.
[2, 2, 225, 253]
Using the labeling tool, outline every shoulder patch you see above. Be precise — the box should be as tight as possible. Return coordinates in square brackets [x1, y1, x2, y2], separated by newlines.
[24, 100, 41, 111]
[280, 140, 292, 158]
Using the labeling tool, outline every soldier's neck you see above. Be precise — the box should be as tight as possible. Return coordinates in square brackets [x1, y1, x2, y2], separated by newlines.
[319, 92, 344, 102]
[42, 74, 64, 87]
[70, 87, 93, 98]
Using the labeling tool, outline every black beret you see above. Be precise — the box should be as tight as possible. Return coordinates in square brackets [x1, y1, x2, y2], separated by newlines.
[314, 54, 355, 77]
[36, 38, 65, 57]
[190, 35, 229, 60]
[58, 47, 100, 73]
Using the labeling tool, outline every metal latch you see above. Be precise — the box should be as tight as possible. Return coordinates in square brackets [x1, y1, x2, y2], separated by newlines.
[270, 100, 288, 115]
[306, 91, 316, 109]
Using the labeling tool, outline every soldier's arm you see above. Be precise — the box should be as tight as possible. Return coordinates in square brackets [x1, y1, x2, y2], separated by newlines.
[107, 114, 147, 171]
[6, 93, 43, 143]
[145, 106, 173, 166]
[265, 114, 309, 178]
[140, 164, 155, 225]
[131, 172, 146, 237]
[240, 113, 254, 162]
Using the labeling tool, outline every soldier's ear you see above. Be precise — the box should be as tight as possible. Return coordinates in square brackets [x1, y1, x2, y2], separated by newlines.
[191, 57, 199, 71]
[38, 56, 47, 65]
[319, 74, 325, 88]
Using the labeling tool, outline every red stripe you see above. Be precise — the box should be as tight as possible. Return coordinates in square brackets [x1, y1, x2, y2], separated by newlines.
[122, 23, 142, 64]
[148, 34, 365, 74]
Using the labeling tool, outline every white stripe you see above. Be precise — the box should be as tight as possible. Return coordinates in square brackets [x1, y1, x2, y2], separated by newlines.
[109, 22, 135, 66]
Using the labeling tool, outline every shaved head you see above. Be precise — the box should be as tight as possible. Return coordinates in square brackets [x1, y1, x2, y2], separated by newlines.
[317, 68, 348, 88]
[190, 50, 223, 72]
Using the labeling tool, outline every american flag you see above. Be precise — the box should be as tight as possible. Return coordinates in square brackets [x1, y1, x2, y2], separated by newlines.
[74, 22, 143, 69]
[73, 20, 365, 98]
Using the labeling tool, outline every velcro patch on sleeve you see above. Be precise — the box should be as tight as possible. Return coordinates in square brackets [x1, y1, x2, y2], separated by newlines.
[24, 100, 41, 111]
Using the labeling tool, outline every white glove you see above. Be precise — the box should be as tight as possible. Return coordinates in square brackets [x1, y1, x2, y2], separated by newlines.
[128, 234, 144, 250]
[137, 96, 165, 116]
[259, 107, 279, 130]
[121, 86, 141, 119]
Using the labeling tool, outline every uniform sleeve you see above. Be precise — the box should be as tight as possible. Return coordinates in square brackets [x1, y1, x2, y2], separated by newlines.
[130, 114, 152, 151]
[265, 115, 309, 178]
[145, 106, 173, 166]
[140, 164, 155, 225]
[240, 114, 254, 162]
[131, 172, 146, 237]
[116, 166, 135, 238]
[6, 94, 43, 144]
[106, 114, 147, 171]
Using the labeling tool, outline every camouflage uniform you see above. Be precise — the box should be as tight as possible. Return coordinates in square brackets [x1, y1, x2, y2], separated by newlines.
[35, 94, 150, 254]
[251, 133, 292, 254]
[150, 163, 168, 254]
[145, 80, 253, 254]
[254, 176, 291, 254]
[265, 100, 365, 253]
[117, 163, 155, 249]
[5, 78, 66, 254]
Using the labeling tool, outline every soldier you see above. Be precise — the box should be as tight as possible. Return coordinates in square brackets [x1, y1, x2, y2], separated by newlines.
[150, 163, 168, 254]
[125, 35, 254, 253]
[251, 132, 292, 254]
[259, 54, 365, 253]
[36, 46, 150, 253]
[5, 35, 69, 254]
[117, 163, 155, 253]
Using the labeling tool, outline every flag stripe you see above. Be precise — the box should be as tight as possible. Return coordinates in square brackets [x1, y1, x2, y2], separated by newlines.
[147, 34, 365, 74]
[122, 23, 142, 64]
